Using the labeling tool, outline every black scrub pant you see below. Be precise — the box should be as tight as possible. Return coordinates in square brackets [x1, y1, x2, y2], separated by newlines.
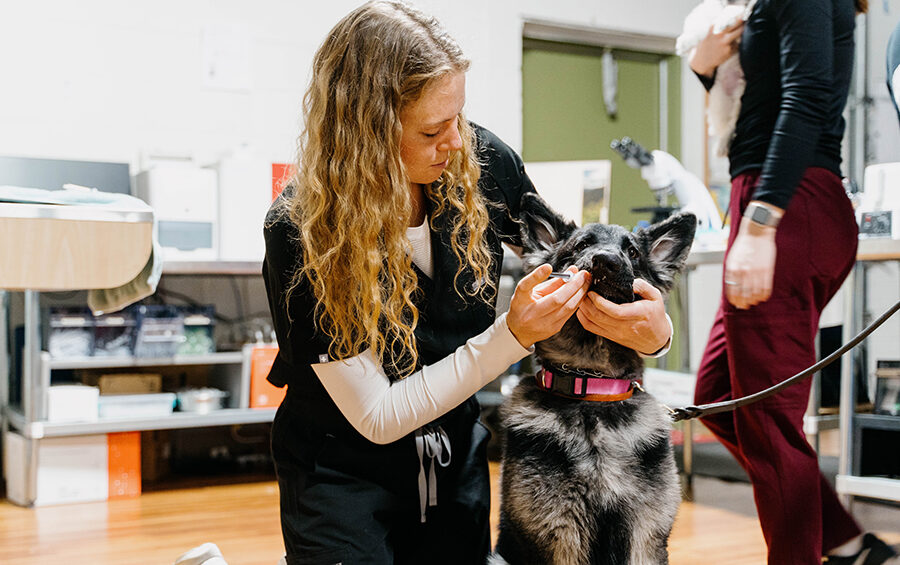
[271, 391, 492, 565]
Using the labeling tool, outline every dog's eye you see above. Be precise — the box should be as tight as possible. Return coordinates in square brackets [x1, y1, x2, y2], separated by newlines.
[627, 246, 640, 260]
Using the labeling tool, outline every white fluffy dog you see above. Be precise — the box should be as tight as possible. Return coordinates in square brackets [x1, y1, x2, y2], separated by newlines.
[676, 0, 756, 157]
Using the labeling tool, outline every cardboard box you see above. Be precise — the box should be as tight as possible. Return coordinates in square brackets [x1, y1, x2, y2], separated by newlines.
[141, 430, 171, 483]
[249, 345, 285, 408]
[4, 431, 141, 506]
[97, 373, 163, 395]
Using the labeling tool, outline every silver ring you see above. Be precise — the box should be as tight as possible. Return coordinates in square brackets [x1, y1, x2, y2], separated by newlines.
[724, 280, 739, 286]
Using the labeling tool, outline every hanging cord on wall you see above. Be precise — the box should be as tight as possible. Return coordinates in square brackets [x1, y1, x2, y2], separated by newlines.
[668, 298, 900, 422]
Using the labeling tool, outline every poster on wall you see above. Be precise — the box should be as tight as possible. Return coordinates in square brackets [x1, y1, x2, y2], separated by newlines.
[523, 160, 612, 227]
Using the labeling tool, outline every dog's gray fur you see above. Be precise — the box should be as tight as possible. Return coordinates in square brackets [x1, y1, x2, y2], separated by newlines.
[492, 193, 697, 565]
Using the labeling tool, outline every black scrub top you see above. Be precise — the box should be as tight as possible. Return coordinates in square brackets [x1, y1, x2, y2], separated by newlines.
[261, 124, 536, 440]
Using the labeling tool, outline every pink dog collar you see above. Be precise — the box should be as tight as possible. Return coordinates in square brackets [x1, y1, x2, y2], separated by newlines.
[536, 367, 636, 402]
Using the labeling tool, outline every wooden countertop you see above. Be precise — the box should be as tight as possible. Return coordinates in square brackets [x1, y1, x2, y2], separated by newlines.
[0, 202, 153, 291]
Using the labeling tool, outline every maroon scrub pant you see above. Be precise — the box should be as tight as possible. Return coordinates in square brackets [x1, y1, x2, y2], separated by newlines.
[694, 167, 862, 564]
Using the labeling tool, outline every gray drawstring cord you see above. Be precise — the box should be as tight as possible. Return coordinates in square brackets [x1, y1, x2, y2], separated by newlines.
[414, 425, 452, 523]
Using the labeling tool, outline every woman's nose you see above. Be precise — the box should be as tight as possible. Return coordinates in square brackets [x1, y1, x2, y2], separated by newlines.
[438, 122, 463, 151]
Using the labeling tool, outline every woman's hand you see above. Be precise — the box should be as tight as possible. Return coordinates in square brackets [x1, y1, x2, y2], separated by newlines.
[724, 218, 778, 309]
[576, 279, 671, 355]
[689, 20, 746, 78]
[506, 264, 590, 349]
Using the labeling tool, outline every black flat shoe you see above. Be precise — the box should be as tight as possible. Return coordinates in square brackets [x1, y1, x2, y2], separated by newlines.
[824, 533, 899, 565]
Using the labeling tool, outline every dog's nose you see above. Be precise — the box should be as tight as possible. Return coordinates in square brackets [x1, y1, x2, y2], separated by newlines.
[592, 250, 625, 273]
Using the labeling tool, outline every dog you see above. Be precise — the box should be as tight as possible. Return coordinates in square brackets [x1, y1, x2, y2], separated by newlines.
[490, 193, 697, 565]
[676, 0, 756, 157]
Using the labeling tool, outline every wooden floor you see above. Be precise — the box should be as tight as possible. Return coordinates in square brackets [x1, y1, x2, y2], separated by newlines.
[1, 465, 898, 564]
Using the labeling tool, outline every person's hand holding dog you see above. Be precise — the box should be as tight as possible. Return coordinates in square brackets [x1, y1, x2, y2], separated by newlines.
[576, 278, 671, 356]
[506, 264, 590, 349]
[689, 20, 745, 78]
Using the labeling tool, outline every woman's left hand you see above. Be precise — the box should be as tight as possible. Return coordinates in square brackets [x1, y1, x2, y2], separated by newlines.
[576, 278, 671, 355]
[689, 20, 745, 78]
[724, 220, 777, 309]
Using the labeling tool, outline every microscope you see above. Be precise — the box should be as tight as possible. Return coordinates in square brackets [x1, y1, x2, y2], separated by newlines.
[611, 137, 723, 233]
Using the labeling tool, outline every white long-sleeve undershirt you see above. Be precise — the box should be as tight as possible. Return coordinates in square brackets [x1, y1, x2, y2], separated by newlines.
[311, 312, 532, 445]
[311, 218, 672, 445]
[311, 309, 671, 445]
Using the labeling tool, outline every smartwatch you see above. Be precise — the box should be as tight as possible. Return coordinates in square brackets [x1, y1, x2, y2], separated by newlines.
[744, 202, 782, 228]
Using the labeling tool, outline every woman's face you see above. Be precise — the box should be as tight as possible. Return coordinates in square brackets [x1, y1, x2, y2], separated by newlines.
[399, 71, 466, 186]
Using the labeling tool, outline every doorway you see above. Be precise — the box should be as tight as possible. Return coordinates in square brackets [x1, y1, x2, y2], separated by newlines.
[522, 35, 681, 229]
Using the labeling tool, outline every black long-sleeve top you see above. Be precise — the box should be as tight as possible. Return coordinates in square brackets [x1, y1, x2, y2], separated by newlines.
[700, 0, 856, 210]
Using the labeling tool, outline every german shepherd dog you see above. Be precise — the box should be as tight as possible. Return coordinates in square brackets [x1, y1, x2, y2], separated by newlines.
[491, 193, 697, 565]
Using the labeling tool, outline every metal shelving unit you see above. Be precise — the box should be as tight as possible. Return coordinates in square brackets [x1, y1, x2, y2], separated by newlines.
[47, 351, 244, 370]
[162, 261, 262, 276]
[0, 202, 281, 506]
[2, 260, 277, 506]
[14, 346, 257, 427]
[6, 406, 276, 439]
[837, 238, 900, 506]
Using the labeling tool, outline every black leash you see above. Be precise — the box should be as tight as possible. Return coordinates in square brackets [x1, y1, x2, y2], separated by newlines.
[668, 299, 900, 422]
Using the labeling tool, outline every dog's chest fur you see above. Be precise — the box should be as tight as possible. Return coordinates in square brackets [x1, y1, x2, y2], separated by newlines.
[492, 194, 696, 565]
[497, 388, 679, 565]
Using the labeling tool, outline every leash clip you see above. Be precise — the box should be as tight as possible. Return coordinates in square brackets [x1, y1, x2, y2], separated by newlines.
[632, 379, 677, 416]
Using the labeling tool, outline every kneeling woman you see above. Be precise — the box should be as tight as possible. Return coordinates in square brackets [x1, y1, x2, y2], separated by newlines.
[262, 2, 673, 564]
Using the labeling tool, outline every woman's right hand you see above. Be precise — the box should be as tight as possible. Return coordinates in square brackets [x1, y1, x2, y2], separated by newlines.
[506, 264, 590, 349]
[689, 20, 746, 78]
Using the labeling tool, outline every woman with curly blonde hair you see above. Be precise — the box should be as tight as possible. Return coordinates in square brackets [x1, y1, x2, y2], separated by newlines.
[262, 2, 672, 563]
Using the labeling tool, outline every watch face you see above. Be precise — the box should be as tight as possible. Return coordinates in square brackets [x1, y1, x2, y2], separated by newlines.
[748, 204, 773, 226]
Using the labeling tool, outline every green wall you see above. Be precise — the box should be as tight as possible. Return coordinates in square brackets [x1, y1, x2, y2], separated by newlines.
[522, 40, 681, 229]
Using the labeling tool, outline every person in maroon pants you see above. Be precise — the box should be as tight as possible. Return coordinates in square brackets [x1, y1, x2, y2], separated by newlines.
[688, 0, 898, 563]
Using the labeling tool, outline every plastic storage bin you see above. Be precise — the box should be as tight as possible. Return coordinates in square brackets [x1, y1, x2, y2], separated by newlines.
[133, 305, 184, 358]
[178, 306, 216, 355]
[93, 308, 137, 357]
[98, 393, 176, 419]
[46, 307, 94, 358]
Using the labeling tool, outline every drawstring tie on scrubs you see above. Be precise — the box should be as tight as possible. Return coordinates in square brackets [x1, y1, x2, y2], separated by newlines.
[414, 425, 451, 523]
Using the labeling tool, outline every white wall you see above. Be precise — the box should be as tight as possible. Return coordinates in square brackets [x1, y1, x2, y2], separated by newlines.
[0, 0, 707, 349]
[0, 1, 893, 377]
[864, 4, 900, 165]
[0, 0, 703, 176]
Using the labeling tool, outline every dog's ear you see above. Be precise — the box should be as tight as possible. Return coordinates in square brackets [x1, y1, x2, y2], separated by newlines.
[518, 192, 577, 252]
[638, 212, 697, 291]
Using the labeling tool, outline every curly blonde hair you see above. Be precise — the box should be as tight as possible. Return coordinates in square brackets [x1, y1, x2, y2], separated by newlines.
[285, 1, 494, 377]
